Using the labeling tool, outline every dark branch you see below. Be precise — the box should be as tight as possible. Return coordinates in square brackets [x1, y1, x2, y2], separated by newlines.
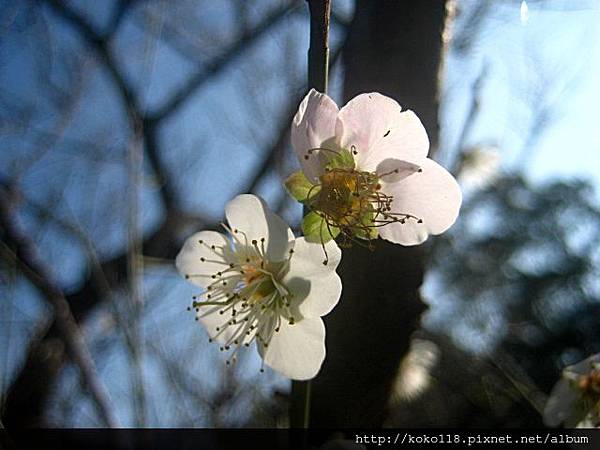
[0, 189, 119, 428]
[147, 1, 300, 121]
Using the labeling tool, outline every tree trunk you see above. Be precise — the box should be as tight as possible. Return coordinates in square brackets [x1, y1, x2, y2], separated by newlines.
[310, 0, 447, 427]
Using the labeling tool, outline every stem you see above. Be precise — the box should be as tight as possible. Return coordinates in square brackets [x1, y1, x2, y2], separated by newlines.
[307, 0, 331, 93]
[289, 378, 312, 428]
[289, 0, 331, 431]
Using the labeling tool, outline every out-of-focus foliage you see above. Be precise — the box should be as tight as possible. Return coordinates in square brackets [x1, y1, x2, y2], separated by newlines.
[429, 174, 600, 383]
[388, 173, 600, 426]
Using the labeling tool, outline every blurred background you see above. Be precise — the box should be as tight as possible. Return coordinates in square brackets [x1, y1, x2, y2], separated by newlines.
[1, 0, 599, 428]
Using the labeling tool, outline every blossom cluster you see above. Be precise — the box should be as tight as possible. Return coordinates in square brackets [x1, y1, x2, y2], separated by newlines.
[176, 90, 461, 380]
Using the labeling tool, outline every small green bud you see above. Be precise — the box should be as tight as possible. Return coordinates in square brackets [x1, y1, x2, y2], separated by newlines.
[284, 170, 321, 203]
[302, 211, 340, 243]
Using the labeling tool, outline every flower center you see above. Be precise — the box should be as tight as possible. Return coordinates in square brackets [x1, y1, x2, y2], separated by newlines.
[299, 147, 424, 246]
[186, 231, 296, 368]
[575, 369, 600, 401]
[313, 168, 380, 227]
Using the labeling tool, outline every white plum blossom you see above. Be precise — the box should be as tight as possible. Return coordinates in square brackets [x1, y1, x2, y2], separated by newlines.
[544, 354, 600, 428]
[175, 194, 342, 380]
[287, 89, 461, 246]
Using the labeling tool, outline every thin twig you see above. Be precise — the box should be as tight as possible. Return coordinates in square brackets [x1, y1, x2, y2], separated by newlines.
[0, 193, 120, 428]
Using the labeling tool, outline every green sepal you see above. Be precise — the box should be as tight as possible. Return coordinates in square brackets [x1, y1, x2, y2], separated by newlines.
[354, 210, 379, 240]
[301, 211, 340, 243]
[325, 148, 355, 171]
[284, 171, 320, 203]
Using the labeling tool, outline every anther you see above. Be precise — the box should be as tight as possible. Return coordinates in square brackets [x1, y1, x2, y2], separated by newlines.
[252, 239, 257, 245]
[200, 257, 205, 262]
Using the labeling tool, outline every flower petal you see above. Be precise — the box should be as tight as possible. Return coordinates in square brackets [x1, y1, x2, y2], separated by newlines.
[225, 194, 294, 262]
[376, 158, 422, 183]
[175, 230, 232, 288]
[566, 353, 600, 375]
[379, 158, 461, 246]
[291, 89, 339, 182]
[282, 237, 342, 318]
[337, 93, 429, 172]
[543, 379, 578, 427]
[258, 317, 326, 380]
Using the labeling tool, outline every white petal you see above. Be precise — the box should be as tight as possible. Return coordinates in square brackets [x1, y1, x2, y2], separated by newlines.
[291, 89, 339, 182]
[225, 194, 294, 262]
[566, 353, 600, 375]
[376, 158, 422, 183]
[282, 238, 342, 318]
[543, 379, 579, 427]
[379, 158, 461, 246]
[337, 93, 429, 172]
[175, 231, 232, 288]
[258, 317, 326, 380]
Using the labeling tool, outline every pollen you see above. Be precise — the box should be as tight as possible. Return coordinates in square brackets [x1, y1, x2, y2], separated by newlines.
[312, 168, 376, 227]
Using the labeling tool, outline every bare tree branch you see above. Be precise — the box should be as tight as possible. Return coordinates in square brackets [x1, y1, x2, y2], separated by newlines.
[147, 1, 301, 121]
[0, 190, 119, 428]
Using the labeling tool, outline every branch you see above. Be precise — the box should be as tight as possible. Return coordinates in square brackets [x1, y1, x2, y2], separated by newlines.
[0, 191, 120, 428]
[45, 0, 179, 211]
[147, 1, 300, 121]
